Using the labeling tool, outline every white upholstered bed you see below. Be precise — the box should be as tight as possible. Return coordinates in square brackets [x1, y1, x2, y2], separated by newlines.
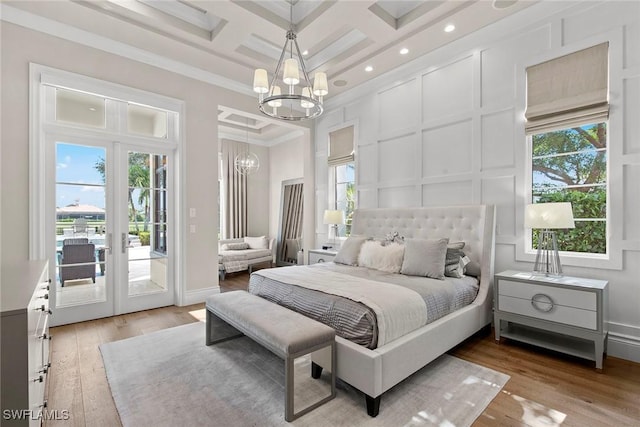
[251, 205, 496, 416]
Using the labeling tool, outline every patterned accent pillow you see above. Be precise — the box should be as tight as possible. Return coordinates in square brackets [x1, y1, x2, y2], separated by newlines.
[445, 242, 469, 278]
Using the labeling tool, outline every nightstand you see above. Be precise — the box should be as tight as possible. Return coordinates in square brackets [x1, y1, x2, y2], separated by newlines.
[308, 249, 338, 264]
[494, 270, 609, 369]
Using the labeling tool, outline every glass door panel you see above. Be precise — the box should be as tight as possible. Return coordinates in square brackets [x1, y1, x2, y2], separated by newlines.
[124, 151, 169, 299]
[54, 142, 108, 308]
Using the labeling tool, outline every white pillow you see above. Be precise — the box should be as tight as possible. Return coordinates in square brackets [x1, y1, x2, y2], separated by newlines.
[334, 236, 366, 266]
[357, 241, 404, 273]
[244, 236, 268, 249]
[221, 242, 250, 251]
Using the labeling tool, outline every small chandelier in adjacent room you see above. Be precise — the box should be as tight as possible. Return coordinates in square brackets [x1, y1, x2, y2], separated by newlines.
[234, 118, 260, 175]
[252, 1, 328, 121]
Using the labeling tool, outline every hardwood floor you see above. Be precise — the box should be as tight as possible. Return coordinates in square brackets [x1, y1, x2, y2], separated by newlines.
[46, 271, 640, 426]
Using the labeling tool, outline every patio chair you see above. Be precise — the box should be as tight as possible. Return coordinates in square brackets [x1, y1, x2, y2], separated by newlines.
[73, 218, 88, 235]
[60, 242, 96, 286]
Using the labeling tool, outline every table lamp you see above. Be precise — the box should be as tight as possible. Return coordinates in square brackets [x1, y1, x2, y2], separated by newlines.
[524, 202, 575, 276]
[323, 210, 345, 248]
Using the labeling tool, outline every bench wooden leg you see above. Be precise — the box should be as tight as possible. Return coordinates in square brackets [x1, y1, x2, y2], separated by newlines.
[311, 362, 323, 379]
[365, 394, 381, 417]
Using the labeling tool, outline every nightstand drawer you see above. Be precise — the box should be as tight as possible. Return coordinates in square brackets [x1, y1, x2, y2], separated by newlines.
[498, 294, 597, 330]
[308, 250, 337, 264]
[499, 279, 596, 311]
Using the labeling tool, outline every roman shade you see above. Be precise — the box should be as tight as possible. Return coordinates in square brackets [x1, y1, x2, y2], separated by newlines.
[328, 125, 355, 166]
[525, 43, 609, 134]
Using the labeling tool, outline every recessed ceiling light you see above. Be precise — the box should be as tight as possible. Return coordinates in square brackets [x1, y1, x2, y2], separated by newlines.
[492, 0, 518, 10]
[334, 80, 348, 87]
[444, 24, 455, 33]
[302, 50, 308, 56]
[89, 107, 97, 111]
[399, 48, 409, 55]
[365, 65, 373, 72]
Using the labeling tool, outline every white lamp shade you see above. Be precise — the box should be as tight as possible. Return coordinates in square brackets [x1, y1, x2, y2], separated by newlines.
[323, 209, 345, 225]
[267, 86, 282, 107]
[313, 72, 328, 96]
[283, 58, 300, 85]
[301, 87, 314, 108]
[525, 202, 575, 229]
[253, 69, 268, 94]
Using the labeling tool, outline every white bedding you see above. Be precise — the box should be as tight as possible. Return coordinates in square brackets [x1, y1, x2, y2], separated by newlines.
[255, 266, 428, 346]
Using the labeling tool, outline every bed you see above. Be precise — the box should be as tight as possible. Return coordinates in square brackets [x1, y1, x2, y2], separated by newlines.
[249, 205, 496, 416]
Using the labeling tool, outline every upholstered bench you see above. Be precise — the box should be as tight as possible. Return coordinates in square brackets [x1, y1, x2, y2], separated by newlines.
[205, 291, 336, 421]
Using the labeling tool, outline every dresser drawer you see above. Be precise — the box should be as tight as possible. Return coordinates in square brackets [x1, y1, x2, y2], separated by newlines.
[498, 279, 596, 311]
[498, 294, 597, 330]
[308, 251, 336, 264]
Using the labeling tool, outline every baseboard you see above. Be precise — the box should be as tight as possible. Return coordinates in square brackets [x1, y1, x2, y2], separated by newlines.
[607, 322, 640, 363]
[180, 286, 220, 306]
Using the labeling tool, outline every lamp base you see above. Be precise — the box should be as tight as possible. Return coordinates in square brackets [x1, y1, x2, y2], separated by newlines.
[533, 230, 563, 276]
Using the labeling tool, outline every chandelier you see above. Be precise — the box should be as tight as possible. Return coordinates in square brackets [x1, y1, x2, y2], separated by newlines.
[234, 118, 260, 175]
[252, 1, 328, 121]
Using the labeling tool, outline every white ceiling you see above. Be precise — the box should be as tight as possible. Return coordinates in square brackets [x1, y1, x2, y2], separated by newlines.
[6, 0, 537, 145]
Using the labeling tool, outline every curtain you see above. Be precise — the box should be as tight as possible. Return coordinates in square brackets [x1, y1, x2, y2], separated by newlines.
[525, 43, 609, 134]
[328, 125, 355, 166]
[221, 139, 247, 239]
[279, 183, 303, 263]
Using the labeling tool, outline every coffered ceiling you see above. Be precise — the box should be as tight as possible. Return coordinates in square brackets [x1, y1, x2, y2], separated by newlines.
[5, 0, 537, 144]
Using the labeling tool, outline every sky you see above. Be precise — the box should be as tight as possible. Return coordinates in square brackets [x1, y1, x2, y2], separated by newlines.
[56, 142, 106, 209]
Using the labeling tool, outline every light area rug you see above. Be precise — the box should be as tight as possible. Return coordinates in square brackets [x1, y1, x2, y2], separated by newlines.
[100, 322, 509, 427]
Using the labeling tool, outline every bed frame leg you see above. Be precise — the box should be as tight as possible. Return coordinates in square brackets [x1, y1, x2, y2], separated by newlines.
[365, 395, 380, 417]
[311, 362, 323, 379]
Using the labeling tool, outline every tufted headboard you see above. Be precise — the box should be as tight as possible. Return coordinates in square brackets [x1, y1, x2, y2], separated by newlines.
[351, 205, 496, 298]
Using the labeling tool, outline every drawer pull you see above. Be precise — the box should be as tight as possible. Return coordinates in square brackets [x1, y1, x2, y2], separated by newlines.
[318, 258, 326, 263]
[531, 293, 554, 312]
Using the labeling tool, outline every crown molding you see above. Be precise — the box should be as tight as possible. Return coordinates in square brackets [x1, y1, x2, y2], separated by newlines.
[0, 3, 254, 97]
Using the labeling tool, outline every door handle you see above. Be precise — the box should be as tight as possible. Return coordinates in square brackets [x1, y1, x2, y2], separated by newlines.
[104, 233, 113, 255]
[122, 233, 128, 253]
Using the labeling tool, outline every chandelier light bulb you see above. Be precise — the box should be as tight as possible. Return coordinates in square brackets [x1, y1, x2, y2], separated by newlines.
[301, 87, 314, 108]
[283, 58, 300, 86]
[268, 86, 282, 107]
[253, 69, 268, 94]
[313, 72, 328, 97]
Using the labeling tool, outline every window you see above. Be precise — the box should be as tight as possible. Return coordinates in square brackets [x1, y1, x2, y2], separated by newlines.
[530, 122, 607, 254]
[328, 125, 356, 237]
[334, 162, 355, 237]
[525, 43, 609, 257]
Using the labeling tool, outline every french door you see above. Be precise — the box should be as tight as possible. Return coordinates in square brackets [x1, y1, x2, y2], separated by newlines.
[49, 137, 174, 326]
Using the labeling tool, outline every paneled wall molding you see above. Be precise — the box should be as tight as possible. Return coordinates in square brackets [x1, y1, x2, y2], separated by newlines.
[315, 1, 640, 362]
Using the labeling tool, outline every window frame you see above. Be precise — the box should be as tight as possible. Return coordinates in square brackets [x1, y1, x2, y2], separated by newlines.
[329, 162, 356, 238]
[525, 121, 609, 258]
[514, 33, 623, 271]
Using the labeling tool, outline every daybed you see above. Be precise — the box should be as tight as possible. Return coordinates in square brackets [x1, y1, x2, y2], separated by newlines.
[218, 236, 276, 280]
[248, 205, 496, 416]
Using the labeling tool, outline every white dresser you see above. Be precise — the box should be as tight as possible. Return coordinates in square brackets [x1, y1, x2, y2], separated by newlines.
[494, 270, 608, 369]
[1, 260, 51, 426]
[308, 249, 338, 264]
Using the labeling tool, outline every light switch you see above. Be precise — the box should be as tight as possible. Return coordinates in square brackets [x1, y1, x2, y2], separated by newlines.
[189, 208, 196, 218]
[190, 225, 196, 233]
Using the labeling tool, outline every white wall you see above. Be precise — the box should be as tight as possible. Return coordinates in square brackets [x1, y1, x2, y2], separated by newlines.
[268, 136, 305, 240]
[246, 144, 270, 237]
[315, 1, 640, 362]
[0, 22, 277, 303]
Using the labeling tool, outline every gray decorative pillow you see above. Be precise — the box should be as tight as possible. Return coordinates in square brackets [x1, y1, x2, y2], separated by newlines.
[221, 242, 250, 251]
[400, 238, 449, 279]
[333, 236, 367, 266]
